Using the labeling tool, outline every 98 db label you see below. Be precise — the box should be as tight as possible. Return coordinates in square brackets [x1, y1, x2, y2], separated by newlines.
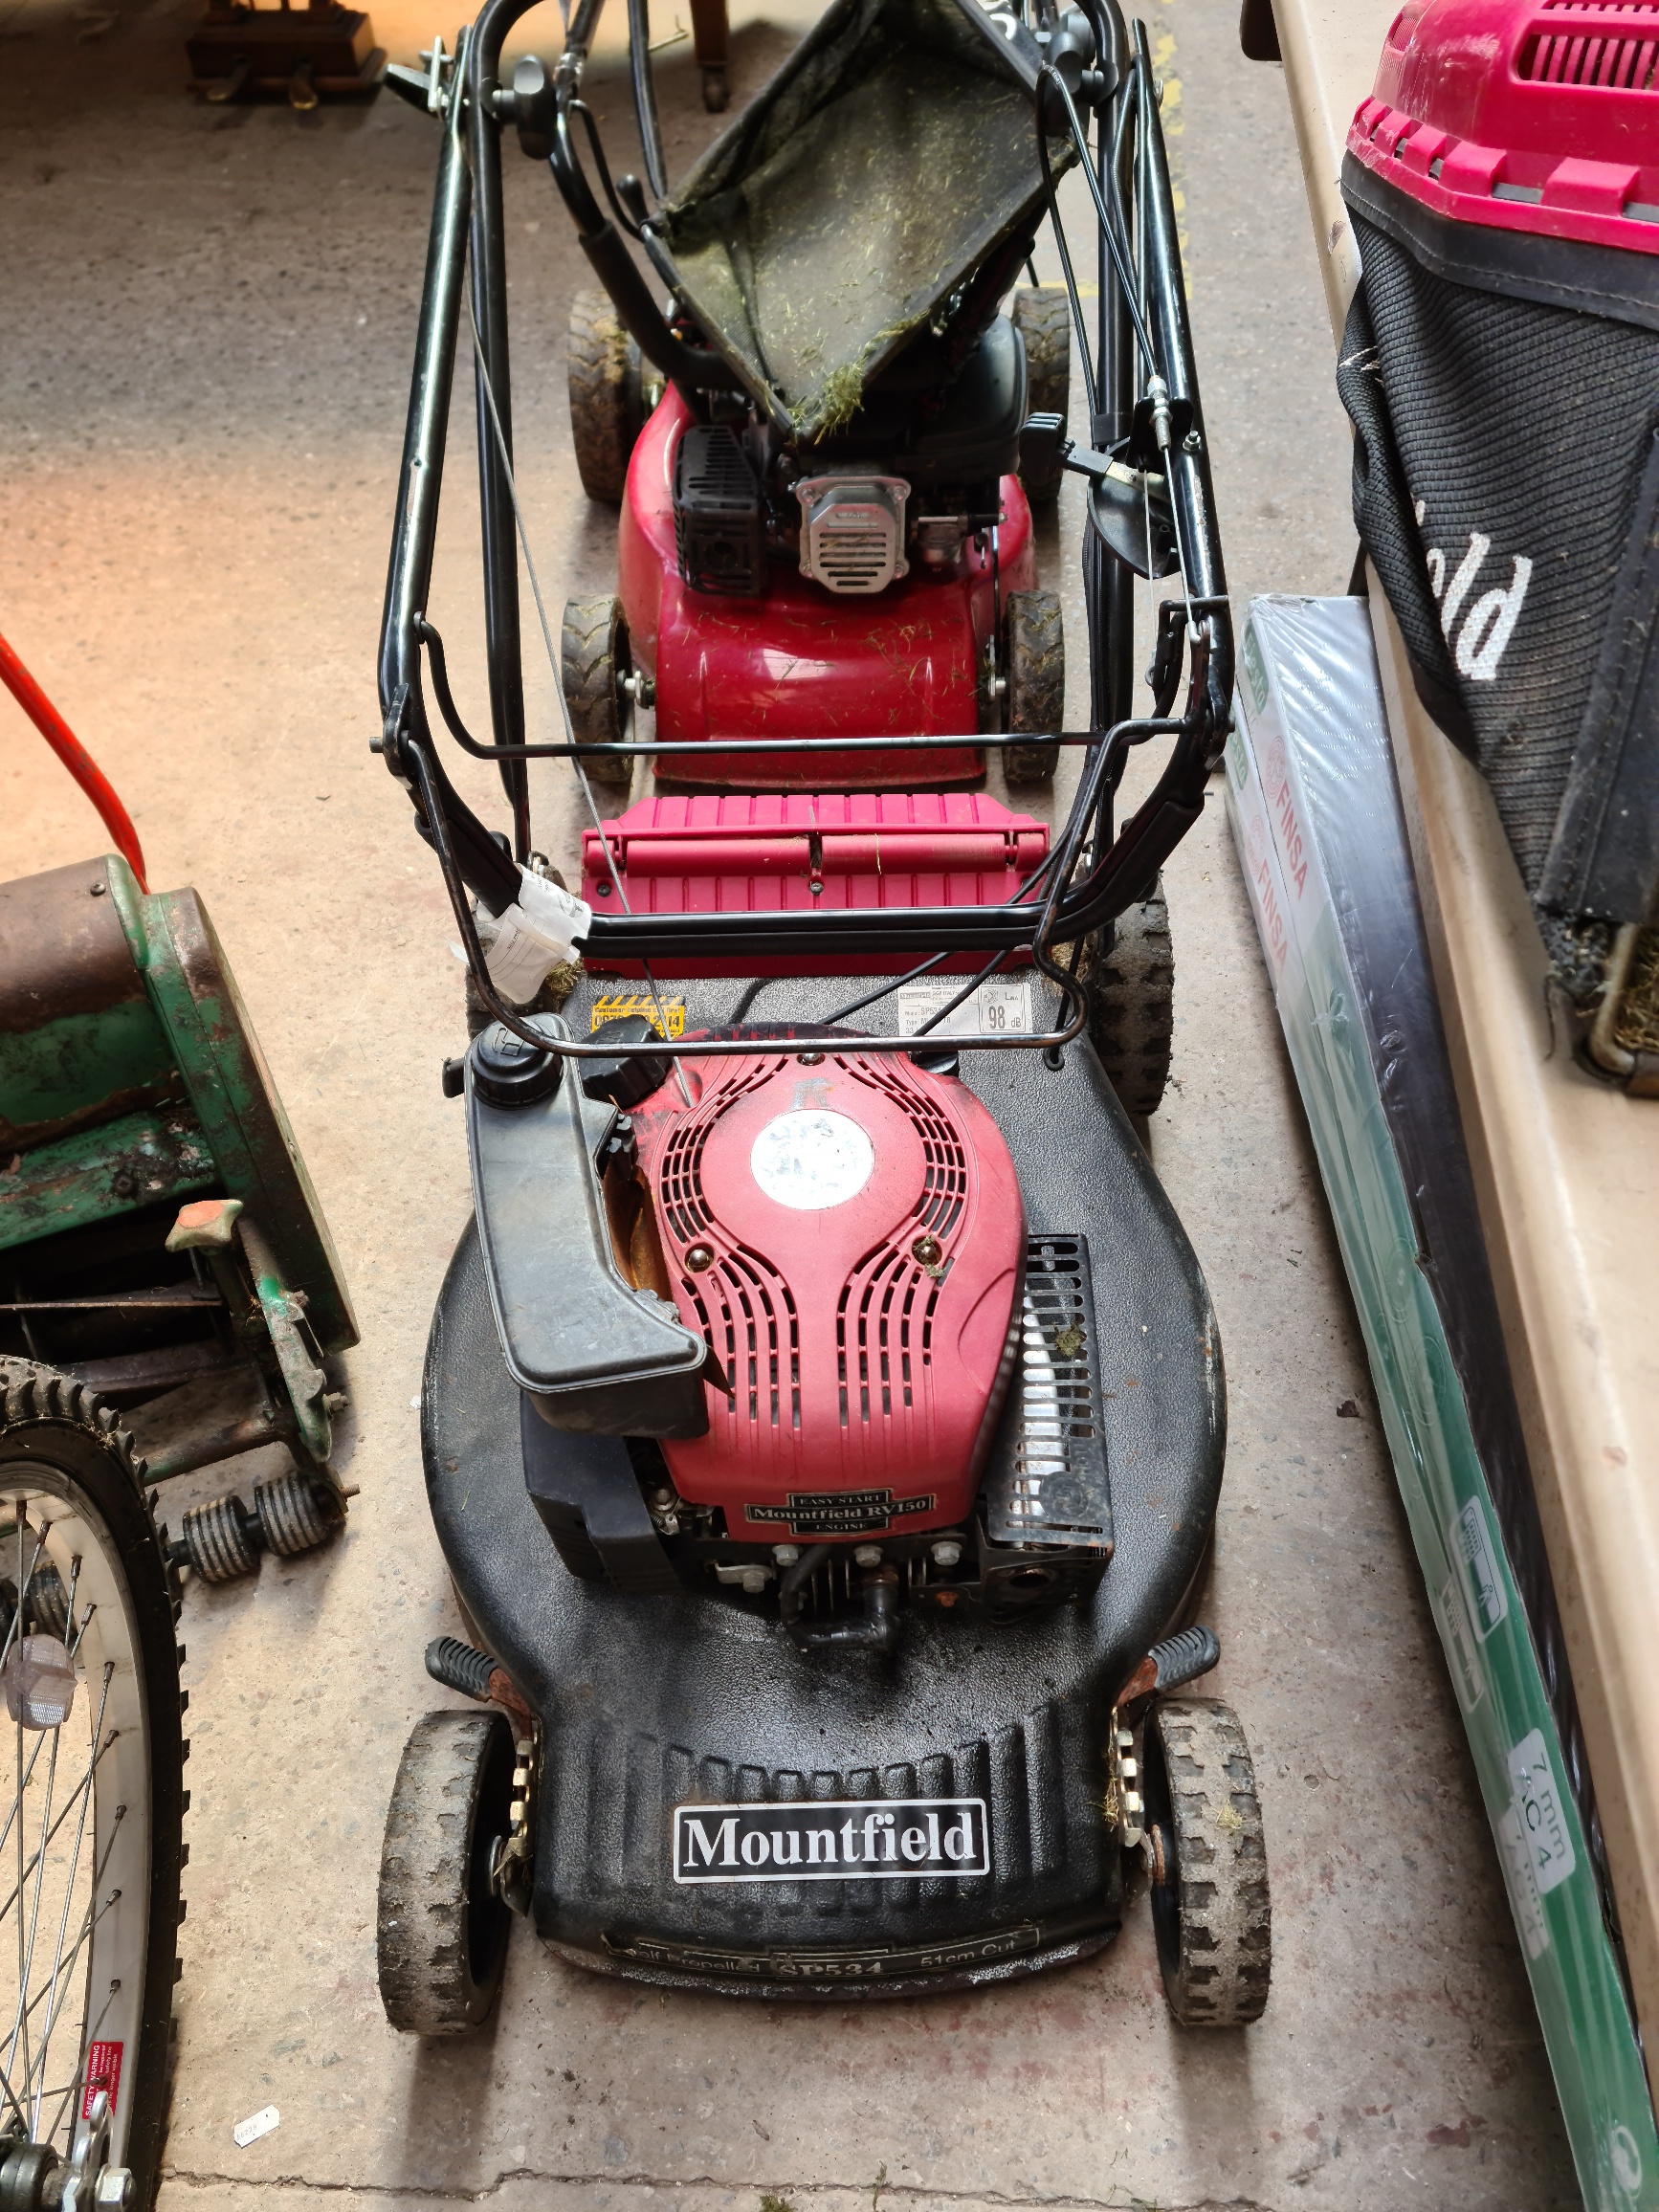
[673, 1798, 989, 1883]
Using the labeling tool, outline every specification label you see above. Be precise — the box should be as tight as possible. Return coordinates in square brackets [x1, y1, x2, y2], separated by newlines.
[895, 977, 1033, 1038]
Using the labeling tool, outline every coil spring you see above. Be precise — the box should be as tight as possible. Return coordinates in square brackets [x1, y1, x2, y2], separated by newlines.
[173, 1471, 339, 1582]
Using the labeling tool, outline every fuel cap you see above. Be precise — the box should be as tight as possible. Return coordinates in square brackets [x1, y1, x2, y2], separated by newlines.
[468, 1020, 563, 1109]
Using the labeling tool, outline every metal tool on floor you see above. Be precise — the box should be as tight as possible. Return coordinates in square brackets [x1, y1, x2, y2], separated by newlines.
[371, 0, 1270, 2027]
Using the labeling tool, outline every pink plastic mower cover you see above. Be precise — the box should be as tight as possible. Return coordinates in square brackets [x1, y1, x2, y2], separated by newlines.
[1349, 0, 1659, 257]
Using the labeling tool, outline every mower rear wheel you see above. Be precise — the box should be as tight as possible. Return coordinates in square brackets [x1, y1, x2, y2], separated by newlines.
[1084, 883, 1175, 1117]
[1012, 287, 1071, 502]
[562, 595, 637, 789]
[1003, 589, 1063, 785]
[1142, 1697, 1272, 2027]
[568, 289, 645, 504]
[378, 1708, 517, 2035]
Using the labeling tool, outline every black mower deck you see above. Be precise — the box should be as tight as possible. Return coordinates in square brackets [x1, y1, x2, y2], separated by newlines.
[422, 976, 1224, 1999]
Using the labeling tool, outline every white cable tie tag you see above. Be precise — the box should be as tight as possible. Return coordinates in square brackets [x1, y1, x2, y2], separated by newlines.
[232, 2106, 280, 2149]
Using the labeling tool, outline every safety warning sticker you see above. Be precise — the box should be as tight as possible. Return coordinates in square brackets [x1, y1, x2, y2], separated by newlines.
[590, 991, 686, 1039]
[82, 2041, 122, 2118]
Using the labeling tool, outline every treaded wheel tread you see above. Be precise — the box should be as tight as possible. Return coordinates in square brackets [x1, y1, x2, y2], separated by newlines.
[567, 288, 634, 504]
[1150, 1696, 1272, 2027]
[561, 595, 634, 788]
[378, 1708, 514, 2035]
[1085, 883, 1175, 1117]
[1004, 589, 1063, 785]
[1012, 287, 1071, 501]
[0, 1358, 147, 1481]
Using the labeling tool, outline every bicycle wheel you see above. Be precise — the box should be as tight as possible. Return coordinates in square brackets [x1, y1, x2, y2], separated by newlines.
[0, 1360, 184, 2208]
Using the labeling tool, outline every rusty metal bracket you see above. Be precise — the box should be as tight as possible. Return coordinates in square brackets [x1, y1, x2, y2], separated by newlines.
[167, 1197, 337, 1478]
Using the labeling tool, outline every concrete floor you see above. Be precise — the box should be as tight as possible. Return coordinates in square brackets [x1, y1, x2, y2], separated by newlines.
[0, 0, 1580, 2204]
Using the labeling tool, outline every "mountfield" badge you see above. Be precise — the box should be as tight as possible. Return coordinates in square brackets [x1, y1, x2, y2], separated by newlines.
[673, 1798, 990, 1884]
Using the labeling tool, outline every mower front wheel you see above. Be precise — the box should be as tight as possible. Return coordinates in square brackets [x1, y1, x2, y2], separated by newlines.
[1084, 883, 1175, 1117]
[378, 1708, 517, 2034]
[1141, 1697, 1272, 2027]
[562, 595, 638, 789]
[1002, 589, 1063, 785]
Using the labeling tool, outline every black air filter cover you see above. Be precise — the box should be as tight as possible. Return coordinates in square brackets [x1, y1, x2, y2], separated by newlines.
[675, 425, 765, 597]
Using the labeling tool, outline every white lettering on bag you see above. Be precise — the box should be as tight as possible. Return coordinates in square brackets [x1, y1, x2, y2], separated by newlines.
[1456, 559, 1534, 679]
[1416, 503, 1532, 686]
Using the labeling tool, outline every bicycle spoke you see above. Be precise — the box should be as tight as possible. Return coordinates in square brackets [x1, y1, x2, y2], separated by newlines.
[28, 1674, 113, 2132]
[0, 1719, 118, 1929]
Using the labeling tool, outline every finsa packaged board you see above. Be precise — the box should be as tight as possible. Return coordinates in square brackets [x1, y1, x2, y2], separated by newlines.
[1225, 593, 1658, 2210]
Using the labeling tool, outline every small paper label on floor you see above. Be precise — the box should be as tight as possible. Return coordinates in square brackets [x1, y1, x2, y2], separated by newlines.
[232, 2106, 280, 2149]
[895, 977, 1032, 1039]
[1507, 1727, 1577, 1898]
[1449, 1495, 1508, 1640]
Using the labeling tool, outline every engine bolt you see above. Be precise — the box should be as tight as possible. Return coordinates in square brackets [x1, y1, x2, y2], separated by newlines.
[797, 1051, 825, 1067]
[684, 1242, 715, 1272]
[772, 1545, 801, 1566]
[740, 1566, 770, 1595]
[930, 1538, 962, 1567]
[853, 1544, 883, 1567]
[912, 1233, 942, 1268]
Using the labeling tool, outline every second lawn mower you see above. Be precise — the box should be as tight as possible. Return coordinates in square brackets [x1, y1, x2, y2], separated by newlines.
[551, 0, 1080, 789]
[373, 0, 1268, 2024]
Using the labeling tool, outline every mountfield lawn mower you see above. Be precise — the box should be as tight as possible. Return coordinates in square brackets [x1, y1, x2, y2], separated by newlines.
[374, 0, 1272, 2022]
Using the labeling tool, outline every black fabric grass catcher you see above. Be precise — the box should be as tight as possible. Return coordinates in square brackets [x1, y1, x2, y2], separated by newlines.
[1336, 159, 1659, 1071]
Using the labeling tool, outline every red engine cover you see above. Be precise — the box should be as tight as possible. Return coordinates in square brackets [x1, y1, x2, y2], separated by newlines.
[630, 1049, 1025, 1541]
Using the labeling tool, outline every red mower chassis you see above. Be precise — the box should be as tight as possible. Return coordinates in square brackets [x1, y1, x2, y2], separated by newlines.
[618, 392, 1036, 789]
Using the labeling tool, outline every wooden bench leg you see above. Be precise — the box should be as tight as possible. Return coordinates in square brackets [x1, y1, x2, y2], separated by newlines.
[689, 0, 728, 110]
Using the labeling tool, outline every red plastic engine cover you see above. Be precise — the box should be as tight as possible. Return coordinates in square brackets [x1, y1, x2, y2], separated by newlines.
[618, 390, 1037, 790]
[630, 1048, 1025, 1541]
[1349, 0, 1659, 258]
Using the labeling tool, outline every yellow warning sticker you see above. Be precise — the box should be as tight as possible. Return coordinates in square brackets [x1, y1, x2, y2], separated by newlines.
[590, 991, 686, 1040]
